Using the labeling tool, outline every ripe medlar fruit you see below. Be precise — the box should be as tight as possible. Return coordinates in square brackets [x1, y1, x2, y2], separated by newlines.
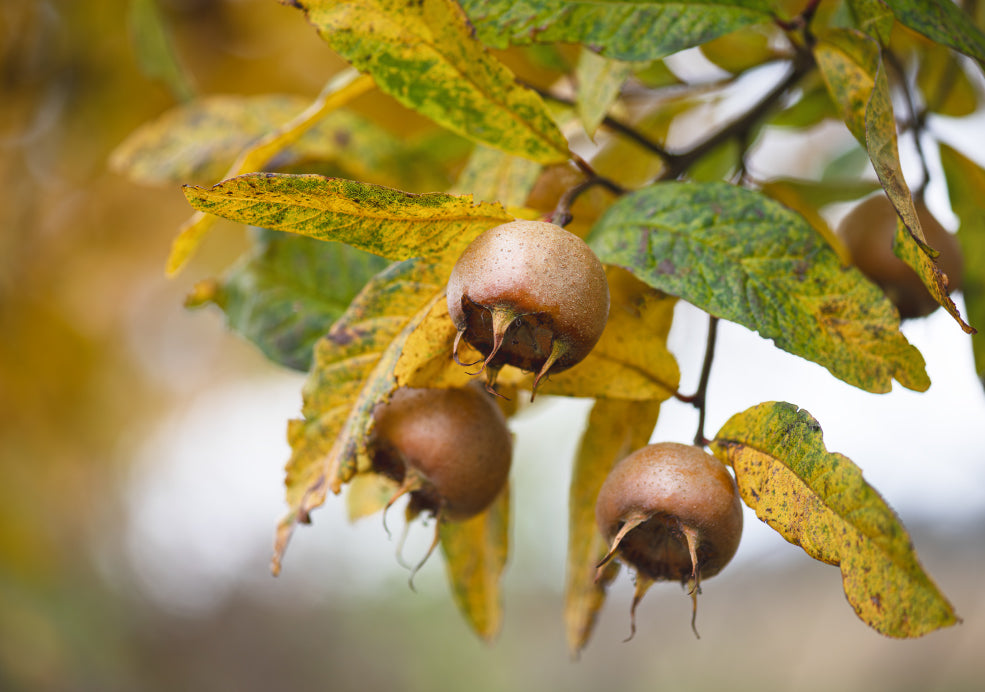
[838, 194, 963, 319]
[446, 219, 610, 398]
[371, 385, 512, 522]
[595, 442, 743, 637]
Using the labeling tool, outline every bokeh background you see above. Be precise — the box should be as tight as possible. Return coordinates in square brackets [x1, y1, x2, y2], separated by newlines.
[2, 1, 984, 690]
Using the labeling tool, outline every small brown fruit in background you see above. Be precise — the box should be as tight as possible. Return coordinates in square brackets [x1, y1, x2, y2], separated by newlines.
[446, 219, 610, 398]
[838, 194, 963, 319]
[595, 442, 743, 638]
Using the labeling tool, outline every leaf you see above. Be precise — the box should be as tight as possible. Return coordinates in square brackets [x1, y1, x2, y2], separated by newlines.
[450, 145, 542, 208]
[589, 181, 930, 393]
[183, 173, 513, 261]
[288, 0, 569, 164]
[166, 69, 376, 275]
[127, 0, 195, 102]
[710, 401, 960, 638]
[815, 29, 974, 333]
[939, 143, 985, 386]
[535, 266, 680, 400]
[700, 24, 780, 74]
[185, 229, 389, 372]
[916, 43, 978, 118]
[759, 176, 882, 264]
[575, 49, 634, 139]
[847, 0, 895, 45]
[272, 258, 445, 574]
[460, 0, 774, 62]
[345, 471, 399, 521]
[439, 485, 510, 643]
[883, 0, 985, 66]
[565, 398, 660, 656]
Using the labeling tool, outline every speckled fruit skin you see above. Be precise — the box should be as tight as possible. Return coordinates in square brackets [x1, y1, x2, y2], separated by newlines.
[371, 386, 512, 521]
[446, 219, 610, 375]
[838, 194, 964, 319]
[595, 442, 743, 582]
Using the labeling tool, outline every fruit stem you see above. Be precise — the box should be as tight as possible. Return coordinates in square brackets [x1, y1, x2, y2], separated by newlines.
[676, 315, 719, 446]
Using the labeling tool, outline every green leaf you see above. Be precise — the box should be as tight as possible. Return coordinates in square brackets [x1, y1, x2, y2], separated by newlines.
[710, 401, 960, 638]
[588, 181, 930, 393]
[461, 0, 774, 62]
[939, 143, 985, 386]
[564, 398, 659, 656]
[185, 229, 389, 372]
[439, 486, 510, 643]
[183, 173, 513, 262]
[272, 258, 445, 574]
[127, 0, 195, 101]
[575, 49, 634, 139]
[815, 28, 974, 333]
[884, 0, 985, 66]
[288, 0, 569, 163]
[846, 0, 895, 44]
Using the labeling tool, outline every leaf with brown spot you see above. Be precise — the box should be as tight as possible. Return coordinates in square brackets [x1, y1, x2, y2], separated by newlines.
[710, 401, 960, 638]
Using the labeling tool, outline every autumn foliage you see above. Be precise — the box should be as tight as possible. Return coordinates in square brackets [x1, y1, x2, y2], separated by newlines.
[111, 0, 985, 653]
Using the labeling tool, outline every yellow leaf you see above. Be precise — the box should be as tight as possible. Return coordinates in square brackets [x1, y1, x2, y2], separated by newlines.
[711, 402, 960, 638]
[439, 485, 510, 643]
[167, 69, 375, 276]
[290, 0, 570, 163]
[564, 398, 660, 656]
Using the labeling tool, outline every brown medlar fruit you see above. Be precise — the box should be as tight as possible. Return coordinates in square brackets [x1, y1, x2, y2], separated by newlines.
[595, 442, 743, 637]
[838, 194, 963, 319]
[446, 219, 610, 398]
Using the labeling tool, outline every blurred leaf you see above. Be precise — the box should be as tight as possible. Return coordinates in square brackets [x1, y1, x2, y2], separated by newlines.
[346, 471, 399, 521]
[185, 229, 389, 372]
[769, 74, 839, 129]
[565, 398, 659, 656]
[450, 145, 542, 207]
[439, 485, 510, 643]
[711, 401, 960, 638]
[700, 25, 779, 74]
[183, 173, 512, 261]
[114, 93, 458, 189]
[575, 50, 634, 138]
[127, 0, 194, 101]
[167, 69, 375, 275]
[686, 139, 739, 183]
[939, 143, 985, 385]
[884, 0, 985, 66]
[847, 0, 895, 44]
[815, 29, 973, 333]
[589, 182, 930, 393]
[917, 44, 978, 117]
[288, 0, 569, 164]
[272, 258, 445, 574]
[461, 0, 774, 62]
[632, 59, 682, 89]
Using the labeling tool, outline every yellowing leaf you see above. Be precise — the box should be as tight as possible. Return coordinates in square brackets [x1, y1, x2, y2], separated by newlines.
[537, 266, 680, 400]
[450, 145, 542, 207]
[392, 297, 474, 390]
[565, 399, 659, 656]
[345, 471, 399, 521]
[439, 485, 510, 643]
[167, 69, 375, 275]
[939, 143, 985, 383]
[575, 49, 634, 138]
[815, 29, 973, 333]
[589, 182, 930, 394]
[289, 0, 570, 164]
[183, 173, 513, 261]
[710, 401, 960, 638]
[272, 258, 445, 574]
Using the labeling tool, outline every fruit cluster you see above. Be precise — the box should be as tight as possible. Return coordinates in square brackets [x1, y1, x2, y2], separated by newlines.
[370, 219, 744, 639]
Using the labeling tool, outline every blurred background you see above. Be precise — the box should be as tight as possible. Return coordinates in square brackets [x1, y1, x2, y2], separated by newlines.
[2, 1, 983, 690]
